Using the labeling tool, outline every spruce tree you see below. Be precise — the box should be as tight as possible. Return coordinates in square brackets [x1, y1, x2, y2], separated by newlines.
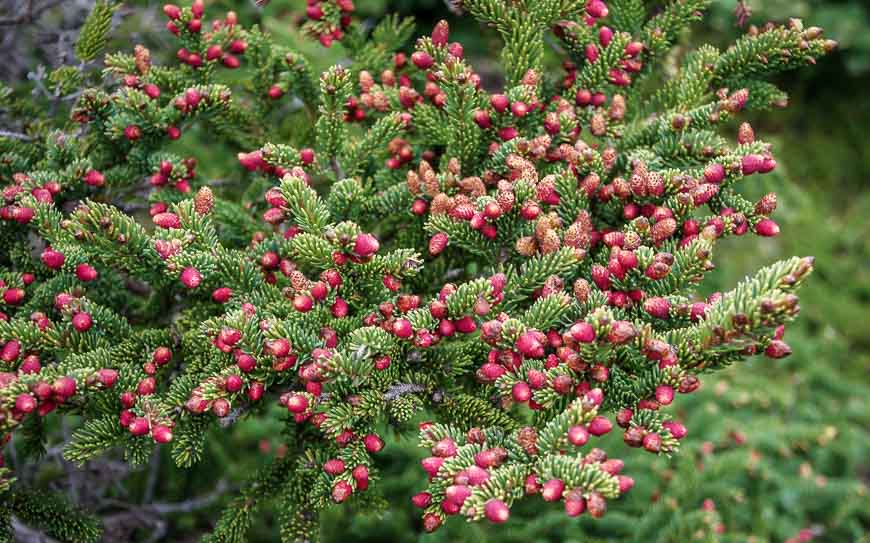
[0, 0, 837, 540]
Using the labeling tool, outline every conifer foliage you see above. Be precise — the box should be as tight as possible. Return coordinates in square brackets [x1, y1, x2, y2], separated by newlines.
[0, 0, 836, 540]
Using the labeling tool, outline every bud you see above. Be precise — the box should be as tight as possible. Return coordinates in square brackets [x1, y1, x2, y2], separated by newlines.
[642, 432, 662, 453]
[75, 263, 98, 282]
[587, 0, 608, 18]
[591, 264, 610, 290]
[180, 267, 202, 288]
[654, 385, 674, 405]
[293, 294, 314, 313]
[569, 321, 596, 343]
[41, 247, 65, 269]
[412, 492, 432, 509]
[194, 186, 214, 215]
[324, 458, 346, 475]
[484, 499, 510, 524]
[228, 40, 247, 54]
[331, 480, 353, 503]
[511, 381, 531, 402]
[616, 475, 635, 494]
[515, 331, 545, 358]
[235, 352, 256, 372]
[137, 377, 156, 396]
[212, 287, 232, 303]
[480, 447, 509, 470]
[523, 474, 541, 494]
[490, 94, 510, 113]
[20, 355, 40, 373]
[124, 125, 141, 141]
[429, 232, 448, 255]
[153, 347, 172, 365]
[352, 465, 369, 490]
[479, 362, 505, 382]
[623, 426, 645, 447]
[737, 122, 755, 144]
[72, 311, 93, 332]
[152, 425, 173, 443]
[266, 338, 291, 357]
[202, 44, 223, 62]
[608, 321, 635, 344]
[299, 148, 316, 165]
[153, 212, 181, 229]
[162, 4, 181, 19]
[306, 4, 324, 19]
[764, 339, 792, 359]
[15, 393, 37, 413]
[224, 375, 243, 393]
[392, 318, 413, 339]
[651, 218, 677, 243]
[364, 433, 384, 453]
[585, 43, 599, 63]
[248, 382, 265, 401]
[755, 192, 778, 215]
[128, 417, 150, 436]
[588, 416, 613, 436]
[421, 456, 444, 477]
[283, 392, 308, 413]
[678, 375, 701, 394]
[755, 218, 780, 237]
[473, 109, 492, 129]
[742, 154, 765, 175]
[573, 279, 591, 302]
[353, 233, 380, 257]
[432, 437, 458, 458]
[541, 479, 565, 502]
[444, 484, 471, 506]
[1, 340, 21, 362]
[587, 491, 607, 518]
[567, 425, 589, 446]
[498, 127, 517, 141]
[644, 297, 670, 319]
[431, 20, 450, 46]
[510, 101, 528, 118]
[704, 163, 725, 184]
[98, 369, 119, 387]
[599, 26, 614, 46]
[411, 51, 433, 70]
[662, 420, 687, 440]
[422, 513, 442, 532]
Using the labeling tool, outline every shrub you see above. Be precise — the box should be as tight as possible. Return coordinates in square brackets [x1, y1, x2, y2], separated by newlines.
[0, 0, 836, 540]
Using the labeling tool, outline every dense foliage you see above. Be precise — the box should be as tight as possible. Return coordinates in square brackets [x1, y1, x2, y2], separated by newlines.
[1, 1, 863, 542]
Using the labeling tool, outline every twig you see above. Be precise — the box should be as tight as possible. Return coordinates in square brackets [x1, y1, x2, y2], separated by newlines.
[217, 406, 250, 428]
[0, 130, 33, 140]
[0, 0, 65, 27]
[330, 156, 345, 179]
[11, 516, 61, 543]
[444, 0, 464, 16]
[146, 480, 228, 513]
[105, 479, 229, 512]
[444, 267, 465, 280]
[385, 383, 426, 401]
[141, 445, 161, 504]
[60, 419, 80, 504]
[544, 34, 567, 56]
